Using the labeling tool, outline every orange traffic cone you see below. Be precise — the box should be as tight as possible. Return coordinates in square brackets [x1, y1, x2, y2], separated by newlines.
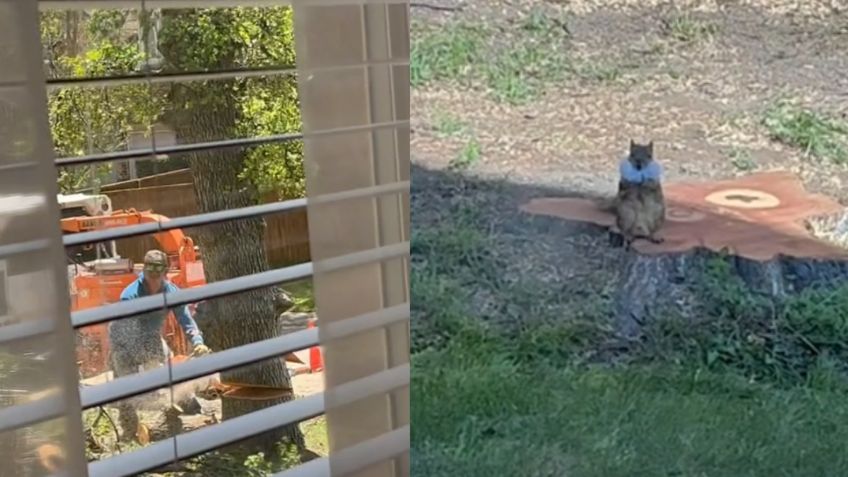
[307, 319, 323, 373]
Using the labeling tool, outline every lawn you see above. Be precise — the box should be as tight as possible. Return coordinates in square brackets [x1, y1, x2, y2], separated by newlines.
[410, 191, 848, 477]
[413, 342, 848, 477]
[409, 2, 848, 476]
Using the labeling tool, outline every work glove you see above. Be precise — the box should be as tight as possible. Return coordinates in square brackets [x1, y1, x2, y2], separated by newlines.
[191, 344, 212, 357]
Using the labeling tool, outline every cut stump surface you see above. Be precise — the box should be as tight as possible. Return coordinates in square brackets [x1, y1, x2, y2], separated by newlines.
[520, 171, 848, 261]
[521, 172, 848, 337]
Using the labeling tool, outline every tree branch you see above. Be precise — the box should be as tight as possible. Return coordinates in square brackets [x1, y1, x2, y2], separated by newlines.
[410, 2, 464, 12]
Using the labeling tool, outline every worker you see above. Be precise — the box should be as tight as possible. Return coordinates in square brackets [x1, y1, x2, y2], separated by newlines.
[108, 249, 211, 441]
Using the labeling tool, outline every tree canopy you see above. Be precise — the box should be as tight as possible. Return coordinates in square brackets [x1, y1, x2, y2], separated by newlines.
[42, 7, 304, 200]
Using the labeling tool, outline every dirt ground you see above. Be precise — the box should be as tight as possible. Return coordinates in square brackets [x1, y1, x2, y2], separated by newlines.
[413, 0, 848, 191]
[410, 0, 848, 330]
[83, 349, 325, 460]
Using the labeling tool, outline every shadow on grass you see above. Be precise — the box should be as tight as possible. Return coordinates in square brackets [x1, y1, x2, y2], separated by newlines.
[410, 163, 848, 477]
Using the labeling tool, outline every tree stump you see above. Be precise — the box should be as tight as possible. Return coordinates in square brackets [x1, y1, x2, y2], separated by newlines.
[612, 244, 848, 338]
[521, 172, 848, 337]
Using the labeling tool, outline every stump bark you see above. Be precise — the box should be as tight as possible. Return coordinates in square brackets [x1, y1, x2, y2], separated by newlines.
[521, 173, 848, 339]
[612, 215, 848, 338]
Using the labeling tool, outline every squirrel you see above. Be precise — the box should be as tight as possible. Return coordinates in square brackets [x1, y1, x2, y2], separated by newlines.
[599, 140, 666, 249]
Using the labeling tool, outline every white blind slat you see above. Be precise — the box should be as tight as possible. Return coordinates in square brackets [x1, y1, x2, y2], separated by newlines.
[71, 294, 166, 329]
[330, 425, 410, 476]
[55, 131, 304, 167]
[82, 302, 408, 407]
[47, 65, 298, 90]
[0, 393, 65, 434]
[321, 303, 409, 341]
[88, 364, 409, 477]
[81, 326, 319, 408]
[272, 456, 330, 477]
[0, 318, 55, 346]
[62, 222, 161, 247]
[56, 120, 407, 167]
[11, 2, 413, 476]
[39, 0, 409, 10]
[0, 161, 39, 173]
[309, 180, 409, 206]
[271, 425, 410, 477]
[46, 58, 407, 91]
[72, 241, 407, 329]
[315, 242, 408, 274]
[63, 179, 408, 247]
[5, 302, 409, 436]
[0, 238, 50, 259]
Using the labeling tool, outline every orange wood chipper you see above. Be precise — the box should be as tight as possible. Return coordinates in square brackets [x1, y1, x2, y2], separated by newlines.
[58, 193, 205, 378]
[58, 193, 307, 381]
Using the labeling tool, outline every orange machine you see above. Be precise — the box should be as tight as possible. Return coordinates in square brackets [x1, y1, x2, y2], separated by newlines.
[61, 204, 206, 378]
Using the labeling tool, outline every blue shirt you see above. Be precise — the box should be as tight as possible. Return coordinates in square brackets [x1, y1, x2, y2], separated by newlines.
[117, 272, 204, 347]
[619, 158, 662, 183]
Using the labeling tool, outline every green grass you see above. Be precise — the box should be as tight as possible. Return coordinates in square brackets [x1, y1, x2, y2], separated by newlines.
[661, 13, 718, 44]
[483, 44, 569, 104]
[433, 112, 468, 137]
[286, 279, 315, 313]
[411, 8, 572, 104]
[728, 147, 757, 171]
[410, 22, 483, 86]
[87, 414, 326, 476]
[413, 340, 848, 477]
[140, 437, 310, 476]
[301, 416, 328, 456]
[484, 9, 571, 104]
[411, 194, 848, 477]
[411, 9, 642, 103]
[763, 99, 848, 164]
[83, 406, 318, 476]
[448, 138, 481, 171]
[189, 443, 303, 476]
[573, 61, 624, 83]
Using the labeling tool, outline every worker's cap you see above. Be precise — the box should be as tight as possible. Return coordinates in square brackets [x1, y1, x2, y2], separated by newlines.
[143, 250, 169, 273]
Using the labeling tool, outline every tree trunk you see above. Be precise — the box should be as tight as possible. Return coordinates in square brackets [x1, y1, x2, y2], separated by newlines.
[159, 23, 303, 452]
[612, 217, 848, 338]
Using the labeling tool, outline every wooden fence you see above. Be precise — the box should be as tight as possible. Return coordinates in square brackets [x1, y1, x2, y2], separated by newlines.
[96, 169, 311, 267]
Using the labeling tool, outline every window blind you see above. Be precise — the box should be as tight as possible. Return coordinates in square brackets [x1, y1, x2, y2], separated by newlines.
[0, 1, 410, 476]
[0, 1, 90, 476]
